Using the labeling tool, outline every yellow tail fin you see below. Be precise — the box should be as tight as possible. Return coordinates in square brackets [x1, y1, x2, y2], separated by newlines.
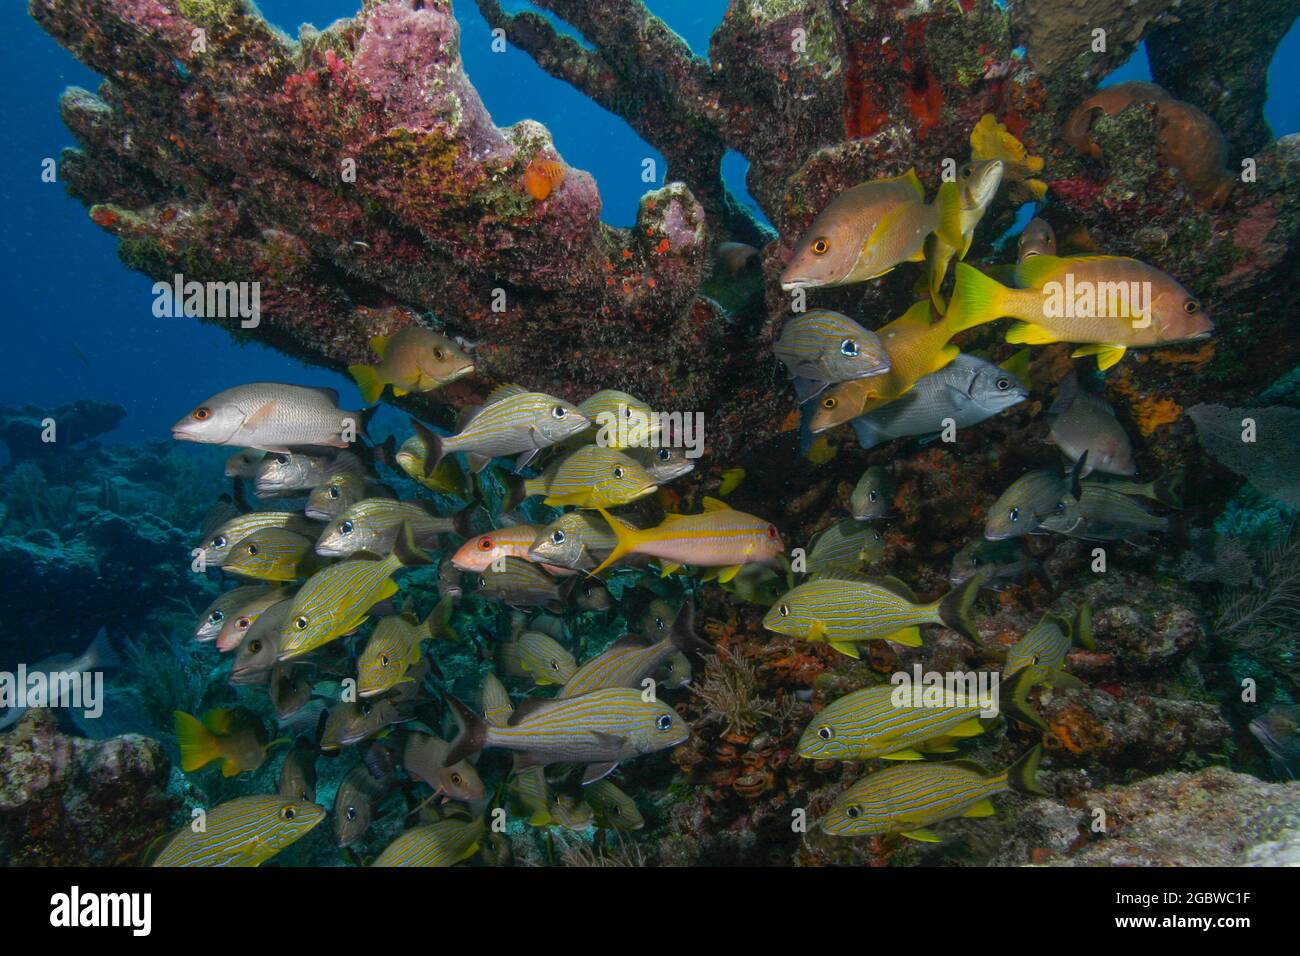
[589, 508, 640, 577]
[944, 263, 1012, 335]
[349, 364, 385, 404]
[174, 710, 221, 773]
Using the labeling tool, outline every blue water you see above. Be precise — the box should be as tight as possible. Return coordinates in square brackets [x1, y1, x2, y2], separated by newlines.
[3, 2, 1296, 446]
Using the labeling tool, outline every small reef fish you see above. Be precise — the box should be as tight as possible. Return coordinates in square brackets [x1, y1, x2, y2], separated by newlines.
[591, 497, 785, 582]
[477, 558, 570, 611]
[528, 511, 619, 572]
[172, 383, 368, 452]
[949, 537, 1039, 590]
[627, 444, 695, 484]
[395, 434, 471, 496]
[508, 765, 565, 826]
[194, 584, 276, 643]
[561, 602, 700, 698]
[222, 527, 321, 582]
[576, 389, 659, 449]
[348, 326, 475, 404]
[334, 761, 394, 848]
[0, 630, 120, 732]
[806, 519, 885, 575]
[763, 573, 982, 657]
[409, 384, 589, 475]
[454, 524, 567, 574]
[269, 663, 316, 722]
[1018, 217, 1057, 260]
[1250, 705, 1300, 780]
[315, 498, 462, 558]
[357, 609, 436, 698]
[926, 159, 1005, 308]
[585, 778, 645, 830]
[797, 670, 1045, 761]
[480, 672, 513, 727]
[514, 445, 658, 509]
[320, 698, 407, 751]
[230, 602, 291, 685]
[810, 299, 992, 431]
[850, 465, 894, 520]
[254, 449, 368, 499]
[372, 816, 485, 867]
[306, 473, 392, 521]
[224, 448, 265, 478]
[278, 524, 431, 661]
[500, 630, 578, 686]
[522, 157, 566, 200]
[278, 738, 318, 802]
[851, 352, 1028, 451]
[152, 795, 324, 867]
[946, 257, 1214, 371]
[198, 511, 320, 568]
[214, 588, 291, 652]
[174, 706, 283, 777]
[820, 746, 1046, 840]
[1004, 604, 1095, 689]
[1047, 370, 1135, 476]
[772, 310, 892, 402]
[1039, 482, 1171, 540]
[402, 733, 485, 802]
[444, 687, 690, 783]
[983, 457, 1084, 540]
[780, 169, 936, 290]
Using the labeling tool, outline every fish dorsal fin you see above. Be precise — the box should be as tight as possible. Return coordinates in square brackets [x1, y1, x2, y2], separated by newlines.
[898, 168, 925, 201]
[884, 299, 933, 334]
[610, 633, 652, 649]
[484, 384, 528, 406]
[859, 575, 918, 602]
[701, 497, 731, 512]
[998, 347, 1031, 381]
[1015, 254, 1130, 290]
[368, 335, 391, 358]
[507, 697, 554, 726]
[308, 386, 341, 405]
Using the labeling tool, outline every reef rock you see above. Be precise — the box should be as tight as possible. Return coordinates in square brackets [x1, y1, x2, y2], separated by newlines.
[0, 400, 126, 462]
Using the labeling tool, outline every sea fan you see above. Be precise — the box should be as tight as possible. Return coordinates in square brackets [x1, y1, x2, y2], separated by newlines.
[1213, 516, 1300, 689]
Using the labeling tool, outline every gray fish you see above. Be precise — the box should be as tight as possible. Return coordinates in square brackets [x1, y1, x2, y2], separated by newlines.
[1017, 217, 1056, 261]
[851, 353, 1027, 451]
[1038, 480, 1169, 540]
[320, 699, 408, 751]
[1250, 705, 1300, 780]
[278, 738, 318, 802]
[0, 629, 120, 732]
[255, 449, 369, 499]
[229, 601, 291, 686]
[194, 585, 275, 643]
[773, 310, 892, 403]
[172, 382, 368, 453]
[224, 448, 266, 479]
[269, 663, 316, 722]
[850, 466, 894, 520]
[333, 761, 394, 848]
[949, 537, 1039, 589]
[984, 455, 1085, 540]
[627, 444, 696, 484]
[1048, 371, 1135, 477]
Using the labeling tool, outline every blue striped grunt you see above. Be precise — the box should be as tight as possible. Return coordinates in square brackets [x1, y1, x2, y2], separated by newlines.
[578, 388, 660, 449]
[512, 445, 658, 509]
[585, 778, 644, 831]
[356, 608, 434, 697]
[194, 584, 277, 643]
[762, 572, 983, 657]
[197, 511, 320, 568]
[820, 745, 1046, 840]
[476, 557, 571, 611]
[408, 384, 589, 475]
[222, 527, 321, 582]
[315, 498, 466, 558]
[797, 670, 1045, 761]
[1004, 604, 1095, 689]
[371, 816, 485, 867]
[480, 672, 513, 727]
[444, 686, 689, 784]
[983, 455, 1085, 540]
[773, 309, 891, 403]
[151, 795, 324, 867]
[500, 630, 577, 686]
[560, 602, 703, 698]
[277, 523, 431, 661]
[807, 519, 885, 575]
[305, 473, 377, 521]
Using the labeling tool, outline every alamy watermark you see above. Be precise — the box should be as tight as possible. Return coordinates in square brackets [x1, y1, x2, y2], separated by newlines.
[889, 665, 1000, 718]
[1041, 274, 1151, 329]
[0, 667, 104, 721]
[152, 273, 261, 329]
[594, 405, 705, 459]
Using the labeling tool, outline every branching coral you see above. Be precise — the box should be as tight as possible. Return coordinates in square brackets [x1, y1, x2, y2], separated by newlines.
[1213, 517, 1300, 689]
[691, 646, 796, 739]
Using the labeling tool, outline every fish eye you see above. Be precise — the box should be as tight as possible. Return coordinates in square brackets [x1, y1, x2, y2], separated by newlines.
[960, 163, 972, 178]
[822, 397, 837, 409]
[551, 530, 566, 544]
[810, 237, 830, 256]
[329, 487, 340, 499]
[1184, 300, 1200, 314]
[817, 725, 833, 740]
[612, 806, 622, 816]
[972, 556, 982, 567]
[212, 535, 226, 549]
[653, 617, 665, 630]
[434, 347, 445, 359]
[552, 406, 567, 419]
[236, 617, 252, 629]
[282, 807, 296, 820]
[767, 524, 778, 539]
[613, 467, 624, 479]
[451, 773, 462, 785]
[275, 454, 289, 464]
[193, 406, 211, 421]
[346, 807, 357, 821]
[840, 339, 859, 357]
[846, 805, 861, 819]
[246, 543, 259, 556]
[478, 537, 493, 551]
[550, 659, 560, 670]
[1032, 654, 1041, 665]
[1009, 507, 1019, 522]
[868, 490, 878, 502]
[210, 610, 224, 624]
[340, 520, 354, 535]
[249, 640, 262, 654]
[996, 378, 1011, 390]
[778, 604, 791, 617]
[656, 714, 673, 731]
[656, 448, 670, 461]
[380, 654, 390, 667]
[295, 617, 309, 630]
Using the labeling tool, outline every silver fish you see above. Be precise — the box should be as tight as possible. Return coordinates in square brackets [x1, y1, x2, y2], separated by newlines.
[172, 383, 368, 452]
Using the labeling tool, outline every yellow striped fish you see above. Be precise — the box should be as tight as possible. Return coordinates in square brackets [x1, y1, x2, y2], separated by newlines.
[409, 384, 589, 475]
[222, 528, 321, 582]
[585, 778, 644, 831]
[797, 670, 1045, 761]
[372, 817, 485, 867]
[560, 602, 700, 698]
[762, 573, 982, 658]
[444, 687, 689, 783]
[807, 519, 885, 576]
[578, 389, 660, 449]
[513, 445, 658, 509]
[591, 497, 785, 582]
[528, 511, 620, 572]
[772, 309, 892, 403]
[315, 498, 463, 558]
[476, 557, 570, 611]
[499, 630, 577, 686]
[277, 524, 431, 661]
[197, 512, 320, 568]
[357, 609, 432, 697]
[194, 584, 276, 643]
[984, 457, 1085, 540]
[395, 431, 471, 496]
[1004, 603, 1095, 689]
[481, 672, 513, 727]
[151, 795, 324, 866]
[820, 745, 1046, 840]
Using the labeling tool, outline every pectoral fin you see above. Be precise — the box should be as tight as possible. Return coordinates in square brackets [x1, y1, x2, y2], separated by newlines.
[1070, 343, 1127, 371]
[829, 641, 861, 659]
[1006, 322, 1059, 345]
[883, 626, 923, 648]
[879, 748, 926, 761]
[900, 828, 942, 843]
[716, 564, 743, 584]
[962, 799, 997, 818]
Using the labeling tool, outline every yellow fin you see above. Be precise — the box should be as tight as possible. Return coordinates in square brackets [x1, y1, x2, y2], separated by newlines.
[829, 641, 861, 659]
[716, 564, 743, 584]
[368, 334, 390, 357]
[718, 468, 745, 497]
[896, 167, 926, 200]
[998, 347, 1032, 380]
[962, 799, 997, 818]
[883, 626, 923, 648]
[933, 180, 964, 248]
[948, 718, 986, 738]
[701, 496, 730, 512]
[1006, 322, 1058, 346]
[348, 365, 384, 404]
[392, 387, 409, 397]
[901, 828, 942, 842]
[659, 562, 683, 577]
[1071, 343, 1127, 371]
[589, 509, 641, 577]
[174, 711, 221, 773]
[807, 621, 827, 643]
[879, 749, 926, 761]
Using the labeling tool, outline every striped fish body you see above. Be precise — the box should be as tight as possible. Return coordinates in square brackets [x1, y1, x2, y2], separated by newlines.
[198, 512, 321, 568]
[585, 778, 645, 830]
[593, 500, 784, 576]
[499, 631, 577, 685]
[480, 672, 513, 726]
[1004, 617, 1071, 685]
[255, 449, 367, 497]
[316, 499, 454, 558]
[222, 528, 319, 582]
[627, 444, 695, 484]
[984, 470, 1072, 539]
[560, 635, 675, 698]
[523, 445, 657, 508]
[454, 525, 573, 575]
[152, 796, 324, 866]
[277, 552, 405, 660]
[172, 383, 361, 452]
[194, 585, 276, 642]
[508, 764, 556, 825]
[481, 687, 687, 766]
[357, 614, 426, 697]
[773, 310, 892, 389]
[808, 519, 884, 574]
[214, 587, 292, 652]
[306, 473, 371, 520]
[1039, 484, 1168, 539]
[798, 684, 990, 760]
[372, 818, 484, 867]
[529, 512, 619, 571]
[442, 390, 589, 464]
[577, 389, 659, 448]
[395, 437, 470, 496]
[763, 578, 940, 652]
[477, 558, 568, 609]
[821, 761, 1009, 837]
